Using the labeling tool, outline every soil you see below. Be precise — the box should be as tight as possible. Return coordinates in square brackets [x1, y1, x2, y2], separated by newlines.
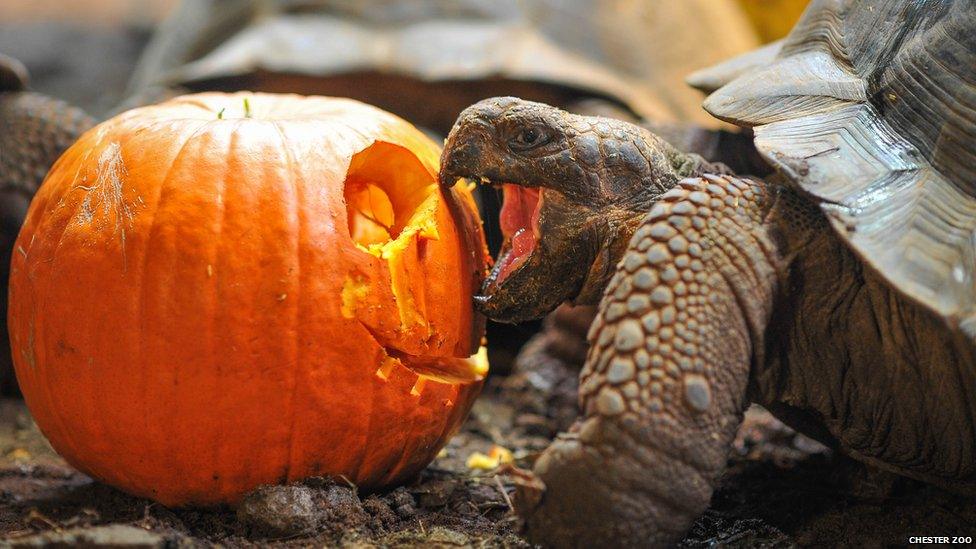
[0, 356, 974, 547]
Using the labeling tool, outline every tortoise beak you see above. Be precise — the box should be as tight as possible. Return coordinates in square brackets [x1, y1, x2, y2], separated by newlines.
[438, 144, 478, 188]
[439, 116, 495, 188]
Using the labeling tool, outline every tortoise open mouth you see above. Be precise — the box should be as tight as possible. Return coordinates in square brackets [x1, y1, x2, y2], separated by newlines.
[485, 183, 543, 293]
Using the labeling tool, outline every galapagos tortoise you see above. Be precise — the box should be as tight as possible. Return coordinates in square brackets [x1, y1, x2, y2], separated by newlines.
[438, 0, 976, 546]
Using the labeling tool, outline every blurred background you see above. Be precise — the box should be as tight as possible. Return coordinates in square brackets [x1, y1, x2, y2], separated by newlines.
[0, 0, 807, 375]
[0, 0, 805, 121]
[0, 0, 175, 115]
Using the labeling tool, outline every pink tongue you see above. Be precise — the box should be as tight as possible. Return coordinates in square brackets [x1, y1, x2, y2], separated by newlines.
[497, 185, 540, 282]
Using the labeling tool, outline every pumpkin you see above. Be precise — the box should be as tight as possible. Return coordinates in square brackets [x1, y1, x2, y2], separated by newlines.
[7, 92, 489, 506]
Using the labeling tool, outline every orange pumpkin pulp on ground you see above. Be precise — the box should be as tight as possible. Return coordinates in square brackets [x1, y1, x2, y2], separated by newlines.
[7, 92, 489, 505]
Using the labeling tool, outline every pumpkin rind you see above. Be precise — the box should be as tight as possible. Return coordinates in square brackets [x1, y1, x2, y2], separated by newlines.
[8, 92, 489, 505]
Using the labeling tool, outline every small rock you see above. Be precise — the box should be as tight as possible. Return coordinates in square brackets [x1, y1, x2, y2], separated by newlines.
[317, 481, 368, 530]
[388, 487, 416, 518]
[9, 524, 165, 547]
[427, 526, 470, 545]
[236, 484, 320, 537]
[362, 495, 397, 529]
[321, 482, 358, 511]
[412, 478, 458, 508]
[467, 482, 503, 507]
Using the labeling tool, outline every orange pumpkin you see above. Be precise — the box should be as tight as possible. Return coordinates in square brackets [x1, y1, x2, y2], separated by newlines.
[8, 92, 489, 506]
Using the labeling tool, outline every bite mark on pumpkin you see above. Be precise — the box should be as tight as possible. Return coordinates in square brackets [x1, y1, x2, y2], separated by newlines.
[359, 321, 486, 392]
[344, 142, 443, 332]
[339, 141, 487, 388]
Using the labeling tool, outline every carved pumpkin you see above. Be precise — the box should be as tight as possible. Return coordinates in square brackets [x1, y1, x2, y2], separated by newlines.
[8, 93, 489, 505]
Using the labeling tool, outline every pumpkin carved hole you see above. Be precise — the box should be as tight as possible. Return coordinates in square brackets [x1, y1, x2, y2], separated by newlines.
[341, 143, 489, 386]
[344, 142, 435, 251]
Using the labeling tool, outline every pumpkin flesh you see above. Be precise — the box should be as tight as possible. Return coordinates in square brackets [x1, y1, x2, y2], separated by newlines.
[8, 93, 489, 505]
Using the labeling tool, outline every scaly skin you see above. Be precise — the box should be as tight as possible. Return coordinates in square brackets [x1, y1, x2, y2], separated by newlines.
[510, 175, 788, 547]
[440, 98, 976, 547]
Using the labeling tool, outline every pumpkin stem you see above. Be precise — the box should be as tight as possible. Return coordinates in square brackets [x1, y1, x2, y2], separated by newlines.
[216, 108, 225, 120]
[243, 97, 252, 119]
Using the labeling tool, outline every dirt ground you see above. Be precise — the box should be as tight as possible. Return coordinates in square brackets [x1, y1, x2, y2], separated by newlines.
[0, 352, 974, 547]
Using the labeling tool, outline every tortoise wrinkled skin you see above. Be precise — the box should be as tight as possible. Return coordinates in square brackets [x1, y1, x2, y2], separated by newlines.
[441, 96, 976, 547]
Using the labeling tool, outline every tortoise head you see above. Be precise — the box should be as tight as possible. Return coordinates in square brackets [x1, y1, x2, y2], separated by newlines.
[440, 97, 700, 323]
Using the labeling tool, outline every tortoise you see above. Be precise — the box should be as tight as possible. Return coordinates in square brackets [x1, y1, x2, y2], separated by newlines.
[438, 0, 976, 546]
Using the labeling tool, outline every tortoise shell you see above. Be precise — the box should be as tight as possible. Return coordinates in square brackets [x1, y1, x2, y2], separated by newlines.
[125, 0, 760, 132]
[701, 0, 976, 337]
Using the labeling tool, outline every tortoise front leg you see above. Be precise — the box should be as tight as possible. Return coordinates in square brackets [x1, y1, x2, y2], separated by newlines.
[517, 175, 786, 547]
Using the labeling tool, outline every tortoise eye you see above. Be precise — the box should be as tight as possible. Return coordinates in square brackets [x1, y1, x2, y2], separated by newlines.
[509, 126, 549, 151]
